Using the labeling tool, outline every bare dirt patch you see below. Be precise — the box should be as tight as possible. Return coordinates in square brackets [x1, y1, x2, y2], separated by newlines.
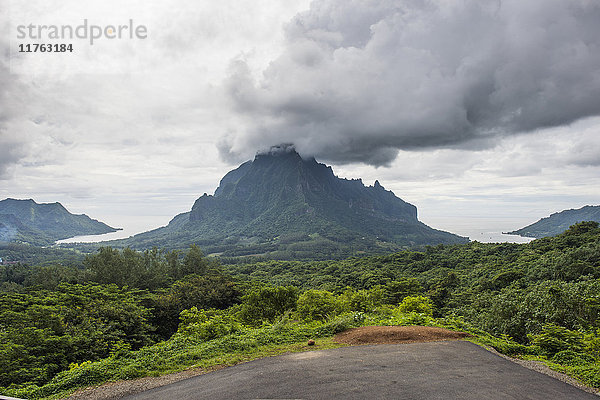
[66, 366, 226, 400]
[333, 325, 470, 345]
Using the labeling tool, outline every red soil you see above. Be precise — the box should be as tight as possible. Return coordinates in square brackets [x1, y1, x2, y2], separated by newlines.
[333, 325, 471, 345]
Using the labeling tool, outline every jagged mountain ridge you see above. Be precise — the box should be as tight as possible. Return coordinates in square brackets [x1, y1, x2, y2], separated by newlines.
[508, 205, 600, 238]
[0, 198, 119, 245]
[116, 146, 467, 258]
[190, 149, 417, 235]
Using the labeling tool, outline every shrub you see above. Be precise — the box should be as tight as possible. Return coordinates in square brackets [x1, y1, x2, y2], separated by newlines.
[531, 324, 584, 356]
[178, 307, 241, 340]
[397, 296, 434, 317]
[337, 287, 384, 313]
[393, 312, 431, 326]
[568, 364, 600, 388]
[238, 286, 299, 325]
[316, 312, 365, 336]
[296, 290, 339, 321]
[585, 335, 600, 360]
[552, 349, 595, 366]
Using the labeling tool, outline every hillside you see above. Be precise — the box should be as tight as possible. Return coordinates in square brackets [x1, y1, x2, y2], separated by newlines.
[508, 205, 600, 238]
[111, 145, 467, 258]
[0, 198, 118, 245]
[2, 222, 600, 399]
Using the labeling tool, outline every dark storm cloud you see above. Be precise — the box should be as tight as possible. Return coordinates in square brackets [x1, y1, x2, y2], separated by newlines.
[221, 0, 600, 166]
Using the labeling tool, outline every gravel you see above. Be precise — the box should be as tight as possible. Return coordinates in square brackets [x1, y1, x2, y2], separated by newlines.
[66, 367, 224, 400]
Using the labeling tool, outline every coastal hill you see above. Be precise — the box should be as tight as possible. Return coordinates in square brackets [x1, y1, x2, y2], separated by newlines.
[0, 198, 118, 246]
[508, 205, 600, 238]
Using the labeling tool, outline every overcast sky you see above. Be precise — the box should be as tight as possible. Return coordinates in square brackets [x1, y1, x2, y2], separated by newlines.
[1, 0, 599, 240]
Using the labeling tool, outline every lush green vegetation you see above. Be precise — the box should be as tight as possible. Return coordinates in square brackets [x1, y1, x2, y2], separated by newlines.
[0, 284, 154, 387]
[1, 222, 599, 398]
[0, 243, 85, 269]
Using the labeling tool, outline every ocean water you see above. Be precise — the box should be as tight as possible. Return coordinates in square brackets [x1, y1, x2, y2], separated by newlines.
[55, 228, 141, 244]
[55, 215, 170, 244]
[421, 216, 536, 244]
[55, 216, 535, 245]
[458, 230, 534, 244]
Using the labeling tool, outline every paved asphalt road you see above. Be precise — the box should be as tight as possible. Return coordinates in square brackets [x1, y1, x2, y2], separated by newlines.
[124, 341, 598, 400]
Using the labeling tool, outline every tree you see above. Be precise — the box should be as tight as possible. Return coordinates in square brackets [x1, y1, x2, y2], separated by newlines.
[383, 279, 423, 304]
[84, 247, 128, 286]
[296, 289, 338, 321]
[151, 274, 240, 338]
[397, 296, 433, 316]
[181, 245, 210, 277]
[238, 285, 299, 324]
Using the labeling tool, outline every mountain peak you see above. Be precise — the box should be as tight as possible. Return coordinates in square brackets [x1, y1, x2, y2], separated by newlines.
[121, 150, 468, 258]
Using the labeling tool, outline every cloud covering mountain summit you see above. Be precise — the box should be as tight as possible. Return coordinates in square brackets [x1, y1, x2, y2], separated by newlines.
[221, 0, 600, 166]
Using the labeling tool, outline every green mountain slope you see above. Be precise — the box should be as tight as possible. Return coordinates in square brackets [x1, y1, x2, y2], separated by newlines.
[508, 205, 600, 238]
[0, 198, 118, 245]
[114, 145, 467, 258]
